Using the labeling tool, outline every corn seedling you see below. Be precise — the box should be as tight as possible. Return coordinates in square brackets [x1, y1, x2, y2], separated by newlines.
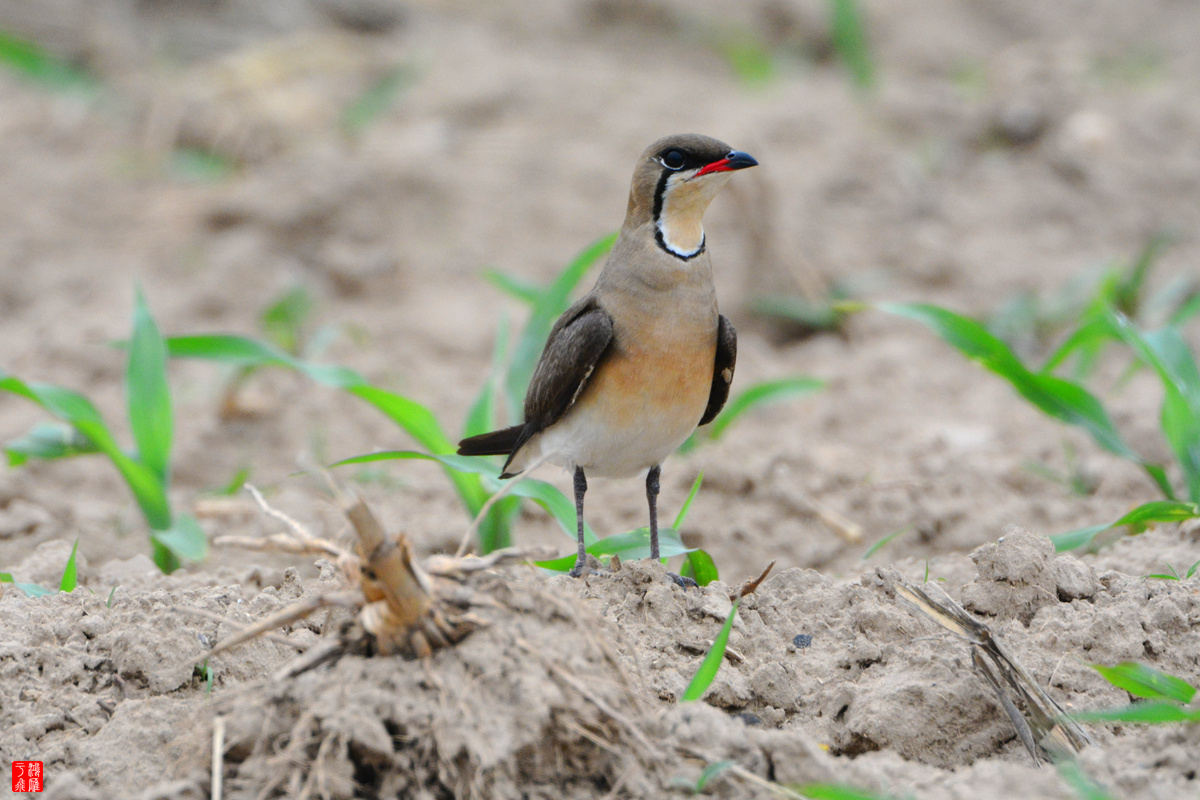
[1073, 661, 1199, 724]
[0, 539, 80, 598]
[790, 786, 902, 800]
[680, 563, 773, 702]
[342, 64, 416, 135]
[169, 147, 236, 184]
[989, 233, 1197, 375]
[748, 285, 855, 339]
[2, 289, 206, 572]
[1145, 559, 1200, 581]
[827, 0, 874, 91]
[882, 301, 1200, 550]
[1056, 761, 1118, 800]
[0, 30, 97, 94]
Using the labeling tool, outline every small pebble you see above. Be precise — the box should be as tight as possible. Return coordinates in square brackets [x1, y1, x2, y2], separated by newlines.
[793, 634, 813, 649]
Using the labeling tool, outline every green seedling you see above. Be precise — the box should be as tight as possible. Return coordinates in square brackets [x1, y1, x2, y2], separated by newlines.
[342, 65, 416, 134]
[1029, 234, 1197, 379]
[749, 290, 853, 338]
[218, 285, 337, 415]
[710, 27, 777, 86]
[862, 525, 910, 560]
[679, 377, 825, 454]
[164, 334, 510, 549]
[170, 147, 236, 184]
[0, 30, 96, 93]
[791, 786, 902, 800]
[1, 539, 81, 598]
[1057, 761, 1118, 800]
[1145, 558, 1200, 581]
[1021, 439, 1097, 497]
[1073, 661, 1199, 724]
[195, 658, 215, 695]
[827, 0, 874, 90]
[675, 760, 735, 794]
[2, 289, 207, 572]
[681, 598, 740, 702]
[882, 302, 1200, 550]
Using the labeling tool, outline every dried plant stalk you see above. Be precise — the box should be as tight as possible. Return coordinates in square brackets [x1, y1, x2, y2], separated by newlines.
[884, 568, 1092, 764]
[207, 490, 485, 665]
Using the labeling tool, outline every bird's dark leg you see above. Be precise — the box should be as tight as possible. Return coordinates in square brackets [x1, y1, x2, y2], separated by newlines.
[568, 466, 589, 578]
[647, 465, 661, 560]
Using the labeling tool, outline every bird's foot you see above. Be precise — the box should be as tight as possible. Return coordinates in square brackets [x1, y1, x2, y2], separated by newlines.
[667, 572, 698, 589]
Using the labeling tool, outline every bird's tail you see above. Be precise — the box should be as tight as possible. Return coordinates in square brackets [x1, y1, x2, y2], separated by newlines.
[456, 424, 524, 457]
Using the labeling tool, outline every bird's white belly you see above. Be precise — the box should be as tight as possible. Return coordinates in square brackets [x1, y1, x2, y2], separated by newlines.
[530, 400, 699, 478]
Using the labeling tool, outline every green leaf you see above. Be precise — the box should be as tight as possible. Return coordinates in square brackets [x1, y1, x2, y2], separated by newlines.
[692, 760, 735, 793]
[343, 65, 415, 134]
[481, 269, 543, 305]
[792, 785, 899, 800]
[1055, 762, 1118, 800]
[536, 527, 692, 572]
[505, 476, 597, 545]
[827, 0, 875, 90]
[260, 286, 313, 355]
[1108, 316, 1200, 501]
[1168, 289, 1200, 327]
[681, 598, 739, 701]
[463, 316, 510, 438]
[0, 572, 54, 598]
[169, 147, 235, 184]
[713, 29, 776, 86]
[862, 525, 910, 560]
[1041, 314, 1118, 375]
[127, 287, 173, 484]
[165, 334, 367, 389]
[0, 30, 96, 92]
[680, 549, 720, 587]
[4, 421, 100, 466]
[1051, 500, 1200, 551]
[59, 539, 80, 593]
[0, 372, 172, 530]
[683, 377, 824, 453]
[1073, 700, 1200, 724]
[1091, 662, 1196, 703]
[503, 233, 617, 420]
[151, 514, 208, 568]
[167, 333, 499, 526]
[673, 472, 705, 529]
[748, 294, 845, 331]
[883, 303, 1138, 460]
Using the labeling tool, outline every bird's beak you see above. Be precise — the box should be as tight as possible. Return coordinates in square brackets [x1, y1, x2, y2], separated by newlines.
[694, 150, 758, 177]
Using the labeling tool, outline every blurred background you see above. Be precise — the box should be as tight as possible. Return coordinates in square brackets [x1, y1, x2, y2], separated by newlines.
[1, 0, 1198, 580]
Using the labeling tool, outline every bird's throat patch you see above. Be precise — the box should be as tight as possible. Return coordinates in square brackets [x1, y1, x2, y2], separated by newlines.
[653, 170, 729, 261]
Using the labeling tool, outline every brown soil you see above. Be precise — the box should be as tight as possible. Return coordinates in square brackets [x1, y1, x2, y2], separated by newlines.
[2, 0, 1199, 798]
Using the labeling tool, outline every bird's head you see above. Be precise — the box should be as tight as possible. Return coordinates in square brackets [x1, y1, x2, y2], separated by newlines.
[626, 134, 758, 261]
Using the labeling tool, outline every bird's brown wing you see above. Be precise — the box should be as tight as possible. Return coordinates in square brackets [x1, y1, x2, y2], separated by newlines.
[494, 298, 613, 474]
[698, 314, 736, 426]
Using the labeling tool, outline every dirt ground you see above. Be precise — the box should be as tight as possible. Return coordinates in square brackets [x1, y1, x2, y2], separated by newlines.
[1, 0, 1199, 797]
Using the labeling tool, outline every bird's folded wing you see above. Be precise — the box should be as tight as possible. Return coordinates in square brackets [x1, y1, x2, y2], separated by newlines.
[699, 313, 736, 426]
[523, 299, 615, 435]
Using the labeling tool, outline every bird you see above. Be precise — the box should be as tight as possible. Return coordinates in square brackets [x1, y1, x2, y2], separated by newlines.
[458, 134, 756, 578]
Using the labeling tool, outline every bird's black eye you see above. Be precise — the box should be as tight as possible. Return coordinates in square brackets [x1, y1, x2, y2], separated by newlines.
[661, 150, 685, 170]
